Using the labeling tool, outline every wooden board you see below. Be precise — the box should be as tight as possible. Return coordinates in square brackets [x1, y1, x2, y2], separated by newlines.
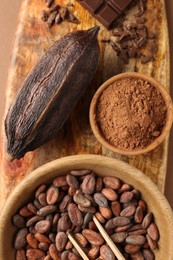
[0, 0, 170, 210]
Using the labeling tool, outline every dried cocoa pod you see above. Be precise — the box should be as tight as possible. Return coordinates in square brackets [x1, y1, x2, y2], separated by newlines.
[5, 27, 100, 159]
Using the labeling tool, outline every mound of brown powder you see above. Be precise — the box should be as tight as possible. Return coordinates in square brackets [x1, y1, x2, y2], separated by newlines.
[96, 77, 167, 151]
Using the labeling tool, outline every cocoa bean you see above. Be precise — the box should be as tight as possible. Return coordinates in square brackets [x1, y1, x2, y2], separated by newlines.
[100, 245, 115, 260]
[111, 232, 127, 243]
[49, 243, 61, 259]
[88, 245, 100, 259]
[128, 229, 147, 236]
[96, 176, 103, 192]
[81, 174, 96, 194]
[95, 212, 105, 224]
[99, 206, 112, 219]
[61, 250, 69, 260]
[16, 249, 26, 260]
[82, 229, 104, 246]
[26, 249, 45, 259]
[59, 195, 72, 212]
[26, 216, 43, 227]
[83, 213, 93, 229]
[130, 251, 144, 260]
[78, 205, 96, 214]
[138, 200, 147, 212]
[46, 186, 59, 204]
[65, 240, 73, 250]
[26, 233, 38, 249]
[53, 176, 67, 187]
[124, 244, 141, 254]
[134, 206, 144, 223]
[70, 169, 91, 176]
[57, 213, 72, 232]
[101, 188, 118, 201]
[94, 193, 108, 207]
[38, 193, 48, 207]
[88, 221, 97, 231]
[142, 248, 155, 260]
[35, 220, 51, 233]
[35, 233, 51, 244]
[12, 214, 25, 228]
[126, 235, 146, 245]
[55, 232, 68, 252]
[119, 183, 132, 193]
[66, 174, 79, 189]
[73, 191, 91, 207]
[74, 233, 88, 247]
[111, 201, 121, 217]
[114, 223, 132, 232]
[68, 186, 77, 196]
[68, 251, 81, 259]
[120, 191, 134, 203]
[19, 206, 33, 217]
[103, 176, 121, 190]
[142, 212, 153, 229]
[106, 217, 131, 229]
[27, 203, 38, 215]
[68, 203, 83, 226]
[120, 205, 136, 217]
[14, 228, 28, 250]
[35, 184, 47, 199]
[38, 242, 49, 251]
[147, 223, 159, 241]
[146, 234, 158, 250]
[37, 205, 57, 217]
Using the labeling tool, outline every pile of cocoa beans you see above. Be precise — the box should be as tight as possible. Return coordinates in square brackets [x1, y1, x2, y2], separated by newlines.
[13, 170, 159, 260]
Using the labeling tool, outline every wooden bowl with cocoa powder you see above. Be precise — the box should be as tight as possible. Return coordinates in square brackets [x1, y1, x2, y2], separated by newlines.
[89, 72, 173, 155]
[0, 155, 173, 259]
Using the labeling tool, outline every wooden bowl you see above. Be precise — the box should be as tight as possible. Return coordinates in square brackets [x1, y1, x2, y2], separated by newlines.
[89, 72, 173, 155]
[0, 155, 173, 259]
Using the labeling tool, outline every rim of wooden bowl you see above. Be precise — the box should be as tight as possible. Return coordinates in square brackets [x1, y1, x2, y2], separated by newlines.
[89, 72, 173, 155]
[0, 154, 173, 259]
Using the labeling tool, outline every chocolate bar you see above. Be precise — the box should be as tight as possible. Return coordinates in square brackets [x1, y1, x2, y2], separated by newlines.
[77, 0, 132, 29]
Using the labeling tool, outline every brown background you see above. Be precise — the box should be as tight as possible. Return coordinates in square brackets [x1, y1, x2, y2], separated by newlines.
[0, 0, 173, 208]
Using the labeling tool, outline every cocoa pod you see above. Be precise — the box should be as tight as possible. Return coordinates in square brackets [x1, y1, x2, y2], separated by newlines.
[82, 229, 104, 246]
[5, 27, 100, 159]
[55, 232, 68, 252]
[14, 228, 28, 250]
[100, 245, 115, 260]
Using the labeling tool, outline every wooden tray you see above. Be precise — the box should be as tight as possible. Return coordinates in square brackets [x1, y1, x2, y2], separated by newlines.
[0, 0, 170, 210]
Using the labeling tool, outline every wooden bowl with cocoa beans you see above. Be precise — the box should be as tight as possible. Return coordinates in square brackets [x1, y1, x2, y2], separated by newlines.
[89, 72, 173, 156]
[0, 155, 173, 259]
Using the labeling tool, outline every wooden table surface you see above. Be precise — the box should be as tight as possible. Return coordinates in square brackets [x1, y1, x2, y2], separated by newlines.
[0, 0, 173, 208]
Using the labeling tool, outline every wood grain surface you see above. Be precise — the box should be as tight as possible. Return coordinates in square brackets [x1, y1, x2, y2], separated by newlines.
[0, 0, 170, 210]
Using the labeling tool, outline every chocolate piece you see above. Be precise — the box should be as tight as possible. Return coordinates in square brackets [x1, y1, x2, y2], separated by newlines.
[77, 0, 132, 29]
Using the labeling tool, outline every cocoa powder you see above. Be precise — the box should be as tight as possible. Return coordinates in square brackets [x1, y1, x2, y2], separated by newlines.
[96, 77, 167, 150]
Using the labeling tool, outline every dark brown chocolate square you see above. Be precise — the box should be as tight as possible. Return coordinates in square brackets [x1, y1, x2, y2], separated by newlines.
[96, 4, 119, 29]
[81, 0, 104, 14]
